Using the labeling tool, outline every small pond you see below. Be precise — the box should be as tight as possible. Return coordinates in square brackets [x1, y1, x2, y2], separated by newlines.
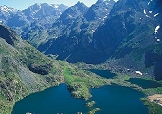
[89, 69, 116, 79]
[128, 78, 162, 89]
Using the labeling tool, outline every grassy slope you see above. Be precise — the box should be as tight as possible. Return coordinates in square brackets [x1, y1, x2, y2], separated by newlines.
[63, 63, 110, 100]
[0, 25, 63, 113]
[0, 25, 110, 114]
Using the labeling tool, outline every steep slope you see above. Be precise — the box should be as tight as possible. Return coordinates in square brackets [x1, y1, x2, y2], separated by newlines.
[22, 3, 67, 25]
[0, 25, 106, 114]
[0, 6, 28, 28]
[37, 1, 89, 56]
[38, 0, 115, 62]
[92, 0, 162, 80]
[44, 1, 88, 39]
[0, 3, 67, 27]
[37, 0, 162, 80]
[20, 3, 68, 47]
[22, 2, 88, 48]
[84, 0, 115, 22]
[0, 4, 68, 46]
[0, 24, 65, 113]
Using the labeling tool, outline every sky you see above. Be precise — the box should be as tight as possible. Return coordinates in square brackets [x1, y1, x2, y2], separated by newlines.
[0, 0, 104, 10]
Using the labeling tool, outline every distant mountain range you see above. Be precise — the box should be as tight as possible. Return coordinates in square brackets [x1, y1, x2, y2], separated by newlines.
[0, 0, 162, 80]
[0, 3, 68, 41]
[0, 3, 68, 26]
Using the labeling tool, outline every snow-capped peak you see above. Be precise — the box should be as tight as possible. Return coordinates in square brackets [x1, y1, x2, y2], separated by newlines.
[0, 5, 16, 12]
[54, 5, 59, 9]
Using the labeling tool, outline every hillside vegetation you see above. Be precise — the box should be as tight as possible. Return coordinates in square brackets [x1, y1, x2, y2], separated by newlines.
[0, 25, 108, 113]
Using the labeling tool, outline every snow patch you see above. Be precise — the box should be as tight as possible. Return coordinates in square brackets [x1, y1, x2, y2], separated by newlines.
[103, 16, 107, 19]
[49, 4, 53, 7]
[146, 15, 150, 18]
[35, 3, 41, 9]
[157, 39, 160, 42]
[68, 14, 73, 18]
[148, 1, 150, 5]
[143, 9, 150, 17]
[154, 13, 159, 17]
[135, 71, 143, 75]
[0, 5, 15, 12]
[155, 25, 160, 34]
[54, 5, 59, 9]
[92, 30, 95, 33]
[149, 11, 152, 13]
[144, 9, 146, 14]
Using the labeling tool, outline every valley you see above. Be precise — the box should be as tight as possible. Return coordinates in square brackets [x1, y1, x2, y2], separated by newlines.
[11, 67, 162, 114]
[0, 0, 162, 114]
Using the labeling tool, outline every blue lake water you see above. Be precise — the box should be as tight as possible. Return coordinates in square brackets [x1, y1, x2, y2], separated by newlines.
[12, 84, 148, 114]
[89, 69, 116, 79]
[128, 78, 162, 89]
[12, 84, 88, 114]
[90, 85, 148, 114]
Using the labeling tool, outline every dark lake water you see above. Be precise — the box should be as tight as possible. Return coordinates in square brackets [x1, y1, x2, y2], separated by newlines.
[12, 70, 149, 114]
[128, 78, 162, 89]
[90, 85, 148, 114]
[12, 84, 88, 114]
[89, 69, 116, 79]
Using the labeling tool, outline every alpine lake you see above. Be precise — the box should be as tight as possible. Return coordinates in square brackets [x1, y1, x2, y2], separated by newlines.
[12, 69, 160, 114]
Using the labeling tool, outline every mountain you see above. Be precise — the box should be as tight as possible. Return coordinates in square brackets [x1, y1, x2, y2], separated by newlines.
[38, 0, 162, 80]
[0, 24, 105, 113]
[0, 5, 17, 22]
[19, 3, 68, 46]
[43, 1, 88, 41]
[0, 6, 28, 27]
[0, 3, 68, 43]
[0, 3, 68, 27]
[19, 2, 88, 47]
[0, 0, 115, 49]
[37, 0, 115, 60]
[0, 1, 162, 113]
[92, 0, 162, 80]
[84, 0, 115, 22]
[1, 0, 161, 81]
[0, 24, 64, 113]
[22, 3, 68, 26]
